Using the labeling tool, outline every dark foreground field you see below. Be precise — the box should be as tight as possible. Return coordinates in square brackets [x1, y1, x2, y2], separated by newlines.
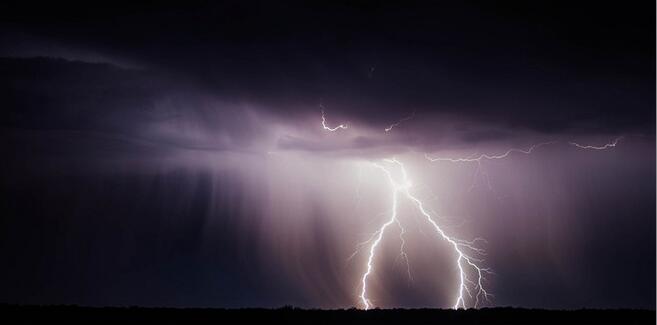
[0, 304, 653, 324]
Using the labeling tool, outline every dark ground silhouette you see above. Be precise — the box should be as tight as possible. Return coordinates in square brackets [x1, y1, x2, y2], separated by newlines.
[0, 304, 653, 324]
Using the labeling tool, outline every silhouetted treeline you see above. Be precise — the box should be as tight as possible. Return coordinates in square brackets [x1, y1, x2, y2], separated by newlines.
[0, 304, 653, 324]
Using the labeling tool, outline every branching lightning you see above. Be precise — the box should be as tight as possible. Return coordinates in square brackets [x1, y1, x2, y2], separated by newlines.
[352, 138, 624, 309]
[359, 159, 491, 310]
[424, 141, 557, 163]
[424, 141, 557, 191]
[317, 113, 624, 309]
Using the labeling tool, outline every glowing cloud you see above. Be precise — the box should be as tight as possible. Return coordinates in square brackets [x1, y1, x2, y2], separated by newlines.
[359, 158, 491, 310]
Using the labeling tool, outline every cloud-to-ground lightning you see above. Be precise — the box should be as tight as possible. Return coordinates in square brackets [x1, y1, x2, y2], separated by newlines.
[320, 106, 348, 132]
[568, 136, 623, 150]
[359, 158, 491, 310]
[384, 111, 416, 133]
[357, 165, 402, 310]
[322, 102, 627, 310]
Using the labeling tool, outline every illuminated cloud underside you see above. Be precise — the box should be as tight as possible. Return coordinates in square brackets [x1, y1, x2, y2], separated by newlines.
[316, 111, 624, 310]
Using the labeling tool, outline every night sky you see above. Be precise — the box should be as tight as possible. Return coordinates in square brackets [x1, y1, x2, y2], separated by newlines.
[0, 1, 654, 309]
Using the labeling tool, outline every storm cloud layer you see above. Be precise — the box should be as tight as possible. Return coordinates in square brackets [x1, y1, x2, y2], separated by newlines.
[0, 1, 654, 309]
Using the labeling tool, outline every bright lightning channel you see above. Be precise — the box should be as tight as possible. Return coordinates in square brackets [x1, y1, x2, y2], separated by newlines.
[321, 108, 348, 132]
[323, 105, 625, 310]
[359, 158, 491, 310]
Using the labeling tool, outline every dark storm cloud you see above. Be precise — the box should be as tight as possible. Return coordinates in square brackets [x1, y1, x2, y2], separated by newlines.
[0, 1, 654, 310]
[0, 57, 160, 130]
[0, 57, 273, 160]
[0, 1, 654, 141]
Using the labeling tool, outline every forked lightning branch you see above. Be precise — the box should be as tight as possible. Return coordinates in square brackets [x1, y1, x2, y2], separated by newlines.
[319, 109, 622, 310]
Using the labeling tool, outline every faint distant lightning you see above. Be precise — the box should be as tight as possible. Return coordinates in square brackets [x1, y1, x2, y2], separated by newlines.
[569, 136, 622, 150]
[424, 141, 557, 163]
[424, 141, 557, 190]
[385, 111, 416, 133]
[321, 107, 348, 132]
[425, 137, 624, 164]
[359, 158, 491, 310]
[394, 218, 413, 282]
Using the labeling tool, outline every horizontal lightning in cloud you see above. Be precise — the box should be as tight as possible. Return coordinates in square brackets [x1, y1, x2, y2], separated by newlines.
[569, 136, 623, 150]
[424, 141, 557, 163]
[385, 111, 416, 133]
[422, 138, 622, 191]
[423, 141, 557, 191]
[320, 107, 348, 132]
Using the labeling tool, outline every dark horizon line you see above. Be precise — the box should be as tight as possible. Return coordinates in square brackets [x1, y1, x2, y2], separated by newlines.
[1, 303, 654, 312]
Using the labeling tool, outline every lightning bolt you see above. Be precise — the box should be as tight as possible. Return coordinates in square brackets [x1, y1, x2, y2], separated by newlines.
[568, 136, 622, 150]
[424, 141, 557, 191]
[359, 158, 491, 310]
[424, 137, 622, 165]
[384, 111, 416, 133]
[424, 141, 557, 163]
[321, 107, 348, 132]
[358, 165, 400, 310]
[319, 106, 625, 310]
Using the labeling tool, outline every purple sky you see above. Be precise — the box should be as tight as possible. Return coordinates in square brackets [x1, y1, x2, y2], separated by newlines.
[0, 1, 654, 309]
